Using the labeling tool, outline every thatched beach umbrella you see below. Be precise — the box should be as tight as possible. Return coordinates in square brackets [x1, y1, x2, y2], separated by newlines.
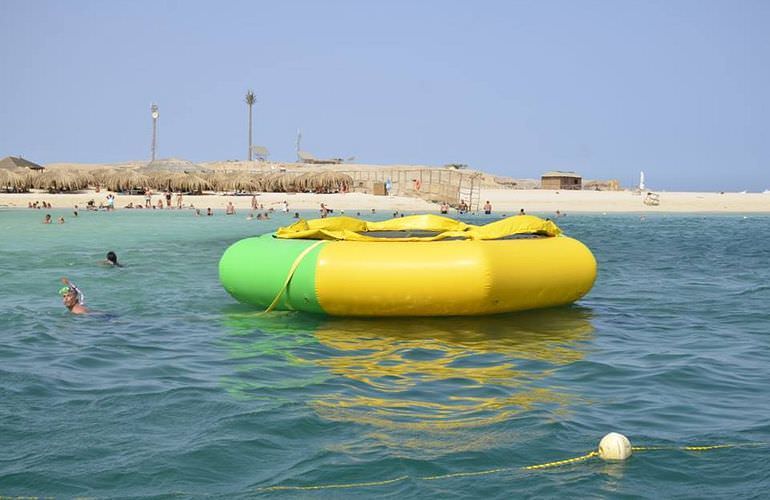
[103, 170, 150, 193]
[176, 173, 212, 193]
[204, 172, 230, 192]
[293, 171, 319, 192]
[90, 167, 117, 185]
[146, 171, 186, 191]
[317, 171, 353, 192]
[220, 172, 262, 192]
[260, 172, 285, 192]
[29, 168, 91, 192]
[0, 168, 27, 192]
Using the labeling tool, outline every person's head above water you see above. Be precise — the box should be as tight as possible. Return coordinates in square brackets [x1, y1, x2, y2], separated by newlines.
[59, 277, 89, 314]
[106, 251, 118, 265]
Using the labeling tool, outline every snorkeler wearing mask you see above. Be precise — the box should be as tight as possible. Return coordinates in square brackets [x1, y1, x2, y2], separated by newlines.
[59, 277, 89, 314]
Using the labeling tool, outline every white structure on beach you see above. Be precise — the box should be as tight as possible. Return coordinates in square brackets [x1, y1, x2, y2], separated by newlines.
[639, 171, 645, 190]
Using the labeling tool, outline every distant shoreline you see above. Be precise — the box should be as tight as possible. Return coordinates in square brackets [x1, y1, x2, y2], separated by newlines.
[1, 189, 768, 213]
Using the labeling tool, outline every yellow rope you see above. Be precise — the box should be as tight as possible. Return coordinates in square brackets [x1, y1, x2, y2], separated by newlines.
[257, 475, 409, 492]
[523, 450, 599, 470]
[255, 442, 764, 492]
[259, 240, 325, 315]
[420, 467, 517, 481]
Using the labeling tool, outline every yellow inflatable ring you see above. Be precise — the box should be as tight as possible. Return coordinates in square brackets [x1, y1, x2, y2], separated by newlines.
[219, 214, 597, 316]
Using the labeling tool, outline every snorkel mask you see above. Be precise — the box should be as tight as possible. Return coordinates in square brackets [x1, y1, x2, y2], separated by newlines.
[58, 285, 84, 304]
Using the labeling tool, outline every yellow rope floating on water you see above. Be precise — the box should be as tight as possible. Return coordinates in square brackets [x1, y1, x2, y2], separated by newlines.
[255, 442, 764, 493]
[260, 475, 410, 492]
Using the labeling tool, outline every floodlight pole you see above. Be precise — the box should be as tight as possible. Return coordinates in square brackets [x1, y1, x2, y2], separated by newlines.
[296, 129, 302, 161]
[150, 104, 159, 161]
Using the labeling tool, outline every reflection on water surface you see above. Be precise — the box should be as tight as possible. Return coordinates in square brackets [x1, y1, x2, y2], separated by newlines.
[221, 307, 593, 453]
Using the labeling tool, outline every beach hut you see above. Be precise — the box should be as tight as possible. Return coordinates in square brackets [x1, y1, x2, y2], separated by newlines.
[0, 156, 45, 172]
[139, 158, 209, 174]
[297, 151, 343, 165]
[541, 171, 582, 190]
[250, 146, 270, 161]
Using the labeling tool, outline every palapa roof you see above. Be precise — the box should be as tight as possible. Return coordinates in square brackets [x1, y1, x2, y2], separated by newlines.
[0, 156, 45, 171]
[138, 157, 209, 174]
[541, 170, 581, 178]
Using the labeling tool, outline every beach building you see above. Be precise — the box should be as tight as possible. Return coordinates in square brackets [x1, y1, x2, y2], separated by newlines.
[0, 156, 44, 172]
[541, 171, 582, 190]
[297, 151, 343, 165]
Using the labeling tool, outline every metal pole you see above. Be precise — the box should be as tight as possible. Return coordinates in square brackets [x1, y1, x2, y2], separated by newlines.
[248, 104, 253, 161]
[150, 104, 158, 161]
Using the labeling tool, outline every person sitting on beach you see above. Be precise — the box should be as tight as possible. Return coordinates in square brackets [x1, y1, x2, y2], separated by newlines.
[156, 198, 164, 210]
[43, 214, 52, 224]
[103, 251, 123, 267]
[226, 202, 235, 215]
[59, 277, 89, 315]
[483, 200, 492, 215]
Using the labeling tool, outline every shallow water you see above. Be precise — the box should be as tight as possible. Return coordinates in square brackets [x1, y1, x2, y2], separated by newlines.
[1, 208, 769, 498]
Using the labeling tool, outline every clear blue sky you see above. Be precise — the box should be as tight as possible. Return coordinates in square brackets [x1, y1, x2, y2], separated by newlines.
[2, 0, 768, 191]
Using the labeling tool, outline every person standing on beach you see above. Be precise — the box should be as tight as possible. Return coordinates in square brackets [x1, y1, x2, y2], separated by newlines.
[145, 189, 152, 208]
[251, 195, 258, 211]
[176, 192, 183, 209]
[320, 203, 329, 218]
[483, 201, 492, 215]
[226, 202, 235, 215]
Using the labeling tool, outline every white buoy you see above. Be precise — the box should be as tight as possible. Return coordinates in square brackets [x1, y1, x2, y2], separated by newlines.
[598, 432, 632, 461]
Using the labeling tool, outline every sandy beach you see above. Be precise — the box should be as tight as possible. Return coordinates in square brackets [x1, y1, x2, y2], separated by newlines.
[1, 188, 768, 214]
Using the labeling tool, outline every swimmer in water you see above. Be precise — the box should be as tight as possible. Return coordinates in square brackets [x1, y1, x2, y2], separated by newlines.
[59, 277, 89, 314]
[103, 251, 123, 267]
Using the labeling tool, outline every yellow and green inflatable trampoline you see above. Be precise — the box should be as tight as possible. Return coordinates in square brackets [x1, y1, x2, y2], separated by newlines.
[219, 214, 596, 316]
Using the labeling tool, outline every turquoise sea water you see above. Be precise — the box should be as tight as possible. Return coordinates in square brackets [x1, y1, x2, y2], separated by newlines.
[1, 208, 769, 498]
